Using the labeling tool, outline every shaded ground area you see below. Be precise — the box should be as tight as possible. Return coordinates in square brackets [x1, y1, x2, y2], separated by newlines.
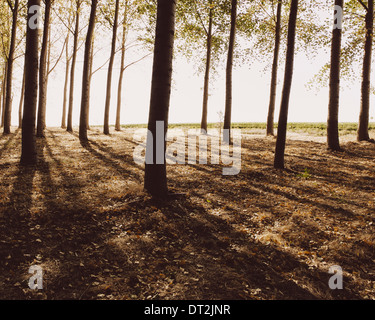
[0, 127, 374, 300]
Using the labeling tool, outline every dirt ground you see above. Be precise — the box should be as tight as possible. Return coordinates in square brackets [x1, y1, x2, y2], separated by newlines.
[0, 127, 374, 300]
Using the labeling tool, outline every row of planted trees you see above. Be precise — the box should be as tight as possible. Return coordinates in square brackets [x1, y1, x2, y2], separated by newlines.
[0, 0, 374, 196]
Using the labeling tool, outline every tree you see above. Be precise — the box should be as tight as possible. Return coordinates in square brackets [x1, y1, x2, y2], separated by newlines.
[274, 0, 298, 169]
[327, 0, 344, 151]
[36, 0, 53, 138]
[103, 0, 120, 135]
[115, 1, 128, 132]
[61, 32, 70, 128]
[357, 0, 373, 142]
[21, 0, 40, 165]
[79, 0, 98, 141]
[223, 0, 237, 144]
[3, 0, 19, 135]
[144, 0, 177, 197]
[67, 0, 82, 133]
[266, 0, 282, 136]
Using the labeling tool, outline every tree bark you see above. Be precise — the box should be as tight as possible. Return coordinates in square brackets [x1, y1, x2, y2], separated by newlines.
[36, 0, 52, 137]
[62, 33, 70, 128]
[357, 0, 373, 142]
[0, 63, 7, 128]
[200, 5, 213, 133]
[21, 0, 40, 165]
[79, 0, 98, 142]
[266, 0, 282, 136]
[3, 0, 19, 135]
[144, 0, 176, 197]
[223, 0, 237, 144]
[115, 2, 128, 132]
[327, 0, 343, 151]
[18, 63, 26, 128]
[67, 0, 81, 133]
[274, 0, 298, 169]
[103, 0, 120, 135]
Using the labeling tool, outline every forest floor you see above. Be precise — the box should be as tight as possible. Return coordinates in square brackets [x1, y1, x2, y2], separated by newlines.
[0, 126, 374, 300]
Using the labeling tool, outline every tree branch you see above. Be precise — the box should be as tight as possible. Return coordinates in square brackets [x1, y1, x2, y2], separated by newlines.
[357, 0, 369, 12]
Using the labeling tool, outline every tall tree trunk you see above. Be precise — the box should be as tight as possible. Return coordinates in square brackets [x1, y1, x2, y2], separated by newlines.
[36, 0, 52, 138]
[0, 63, 7, 128]
[18, 64, 26, 128]
[200, 5, 213, 133]
[115, 2, 128, 132]
[266, 0, 282, 136]
[62, 33, 70, 128]
[223, 0, 237, 144]
[274, 0, 298, 169]
[327, 0, 343, 151]
[67, 0, 81, 133]
[79, 0, 98, 142]
[357, 0, 373, 142]
[144, 0, 176, 197]
[103, 0, 120, 135]
[21, 0, 40, 165]
[3, 0, 19, 135]
[86, 36, 94, 130]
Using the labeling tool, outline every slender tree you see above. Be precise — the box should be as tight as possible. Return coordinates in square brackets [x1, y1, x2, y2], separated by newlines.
[266, 0, 282, 136]
[36, 0, 52, 137]
[0, 63, 6, 128]
[18, 63, 26, 128]
[21, 0, 40, 165]
[115, 1, 128, 132]
[223, 0, 237, 144]
[200, 2, 213, 133]
[274, 0, 299, 169]
[327, 0, 343, 151]
[103, 0, 120, 135]
[3, 0, 19, 135]
[357, 0, 373, 142]
[144, 0, 177, 197]
[67, 0, 82, 133]
[79, 0, 98, 141]
[61, 32, 70, 128]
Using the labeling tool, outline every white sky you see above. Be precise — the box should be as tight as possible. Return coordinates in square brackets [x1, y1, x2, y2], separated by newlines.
[7, 8, 373, 129]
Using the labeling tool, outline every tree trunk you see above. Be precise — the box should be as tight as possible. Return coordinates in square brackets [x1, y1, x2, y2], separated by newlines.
[0, 63, 7, 128]
[144, 0, 176, 197]
[36, 0, 52, 138]
[86, 36, 94, 130]
[223, 0, 237, 144]
[18, 63, 26, 128]
[266, 0, 282, 136]
[67, 1, 81, 133]
[200, 5, 213, 133]
[115, 3, 128, 132]
[62, 33, 70, 128]
[21, 0, 40, 165]
[357, 0, 373, 142]
[3, 0, 19, 135]
[327, 0, 343, 151]
[103, 0, 120, 135]
[274, 0, 298, 169]
[79, 0, 98, 141]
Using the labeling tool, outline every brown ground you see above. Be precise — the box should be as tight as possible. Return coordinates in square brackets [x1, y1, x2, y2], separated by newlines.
[0, 127, 374, 300]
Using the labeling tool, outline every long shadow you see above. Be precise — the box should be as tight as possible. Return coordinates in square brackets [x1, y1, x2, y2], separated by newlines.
[117, 194, 361, 299]
[78, 139, 143, 183]
[0, 129, 20, 159]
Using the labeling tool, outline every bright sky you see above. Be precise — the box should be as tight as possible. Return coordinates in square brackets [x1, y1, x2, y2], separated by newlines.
[7, 9, 374, 129]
